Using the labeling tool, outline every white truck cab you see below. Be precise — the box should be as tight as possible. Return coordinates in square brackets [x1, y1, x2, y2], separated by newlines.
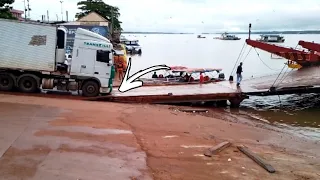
[70, 28, 114, 94]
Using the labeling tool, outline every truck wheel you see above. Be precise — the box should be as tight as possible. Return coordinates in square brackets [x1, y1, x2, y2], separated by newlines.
[18, 76, 38, 93]
[82, 80, 100, 97]
[0, 74, 14, 91]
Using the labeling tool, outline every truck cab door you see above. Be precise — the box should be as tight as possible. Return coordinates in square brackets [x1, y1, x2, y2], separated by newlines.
[94, 50, 112, 86]
[70, 47, 95, 75]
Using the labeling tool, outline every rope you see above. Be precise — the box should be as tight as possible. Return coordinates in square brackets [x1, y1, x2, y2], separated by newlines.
[253, 48, 281, 71]
[239, 45, 248, 63]
[242, 47, 252, 64]
[278, 95, 282, 108]
[230, 42, 246, 76]
[273, 43, 299, 87]
[270, 63, 287, 89]
[277, 67, 289, 84]
[276, 67, 294, 87]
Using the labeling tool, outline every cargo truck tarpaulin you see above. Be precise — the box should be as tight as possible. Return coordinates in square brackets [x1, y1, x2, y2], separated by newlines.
[63, 25, 109, 53]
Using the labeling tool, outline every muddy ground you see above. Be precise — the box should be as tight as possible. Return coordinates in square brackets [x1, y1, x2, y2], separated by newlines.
[0, 94, 319, 180]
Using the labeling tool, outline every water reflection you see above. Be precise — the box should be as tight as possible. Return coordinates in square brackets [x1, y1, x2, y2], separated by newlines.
[240, 93, 320, 128]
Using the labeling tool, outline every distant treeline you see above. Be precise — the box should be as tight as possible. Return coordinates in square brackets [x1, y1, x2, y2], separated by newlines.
[122, 32, 192, 34]
[123, 31, 320, 35]
[218, 31, 320, 35]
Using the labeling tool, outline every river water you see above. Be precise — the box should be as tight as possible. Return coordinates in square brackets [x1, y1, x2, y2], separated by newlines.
[123, 33, 320, 137]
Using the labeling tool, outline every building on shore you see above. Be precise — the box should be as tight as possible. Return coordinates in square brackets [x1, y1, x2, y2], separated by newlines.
[59, 11, 110, 53]
[10, 9, 24, 21]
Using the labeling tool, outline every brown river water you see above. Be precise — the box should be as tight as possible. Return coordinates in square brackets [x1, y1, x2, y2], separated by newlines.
[123, 33, 320, 138]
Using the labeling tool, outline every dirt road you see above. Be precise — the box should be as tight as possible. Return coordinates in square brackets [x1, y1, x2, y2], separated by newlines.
[0, 94, 319, 180]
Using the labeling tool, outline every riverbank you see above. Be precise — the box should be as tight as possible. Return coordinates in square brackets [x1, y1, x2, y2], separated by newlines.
[0, 94, 319, 180]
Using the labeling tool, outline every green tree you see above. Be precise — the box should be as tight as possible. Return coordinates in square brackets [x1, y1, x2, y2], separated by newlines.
[75, 0, 122, 31]
[0, 0, 17, 19]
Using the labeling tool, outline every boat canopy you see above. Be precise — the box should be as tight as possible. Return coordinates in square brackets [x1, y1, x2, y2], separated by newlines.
[170, 67, 222, 73]
[260, 34, 283, 37]
[169, 66, 188, 71]
[185, 68, 222, 73]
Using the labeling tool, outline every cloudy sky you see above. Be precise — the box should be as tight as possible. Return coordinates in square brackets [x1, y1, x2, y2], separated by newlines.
[12, 0, 320, 32]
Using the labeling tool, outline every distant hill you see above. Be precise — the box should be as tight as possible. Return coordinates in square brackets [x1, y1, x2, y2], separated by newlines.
[122, 31, 320, 35]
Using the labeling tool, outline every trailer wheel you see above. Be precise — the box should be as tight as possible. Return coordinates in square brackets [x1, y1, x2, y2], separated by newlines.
[82, 80, 100, 97]
[18, 76, 38, 93]
[0, 74, 14, 91]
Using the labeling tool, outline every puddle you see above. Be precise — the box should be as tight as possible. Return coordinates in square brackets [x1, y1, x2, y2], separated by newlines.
[181, 145, 212, 148]
[162, 135, 179, 138]
[194, 154, 204, 157]
[48, 126, 132, 135]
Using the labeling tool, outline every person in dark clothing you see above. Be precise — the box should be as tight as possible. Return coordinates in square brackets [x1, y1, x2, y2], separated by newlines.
[236, 62, 243, 86]
[152, 72, 158, 78]
[184, 73, 190, 82]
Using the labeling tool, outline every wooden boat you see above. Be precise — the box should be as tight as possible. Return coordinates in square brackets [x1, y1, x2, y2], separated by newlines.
[139, 66, 225, 86]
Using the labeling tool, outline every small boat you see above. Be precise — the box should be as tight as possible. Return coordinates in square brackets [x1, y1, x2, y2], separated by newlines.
[215, 32, 241, 40]
[197, 35, 206, 38]
[139, 66, 225, 86]
[120, 35, 127, 41]
[120, 39, 142, 55]
[257, 35, 285, 43]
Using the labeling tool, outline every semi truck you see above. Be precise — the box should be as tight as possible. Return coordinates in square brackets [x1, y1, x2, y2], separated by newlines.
[0, 19, 115, 97]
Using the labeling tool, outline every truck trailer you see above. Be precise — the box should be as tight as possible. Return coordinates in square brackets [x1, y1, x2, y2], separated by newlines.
[0, 19, 115, 97]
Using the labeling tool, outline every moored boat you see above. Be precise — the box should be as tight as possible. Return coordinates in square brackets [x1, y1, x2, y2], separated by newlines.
[139, 66, 225, 86]
[120, 38, 142, 55]
[257, 34, 285, 43]
[215, 32, 241, 40]
[197, 35, 206, 38]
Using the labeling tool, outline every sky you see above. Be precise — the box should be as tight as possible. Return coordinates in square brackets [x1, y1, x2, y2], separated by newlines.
[12, 0, 320, 33]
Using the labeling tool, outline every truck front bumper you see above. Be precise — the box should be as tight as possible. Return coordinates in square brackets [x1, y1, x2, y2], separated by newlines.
[100, 87, 112, 94]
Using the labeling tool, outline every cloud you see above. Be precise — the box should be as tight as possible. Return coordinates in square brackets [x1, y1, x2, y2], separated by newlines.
[12, 0, 320, 32]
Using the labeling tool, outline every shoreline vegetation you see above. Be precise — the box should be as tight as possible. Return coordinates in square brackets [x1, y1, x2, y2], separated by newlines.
[122, 30, 320, 35]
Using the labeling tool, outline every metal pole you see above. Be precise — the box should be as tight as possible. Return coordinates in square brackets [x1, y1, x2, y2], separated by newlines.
[27, 0, 30, 20]
[27, 0, 30, 19]
[60, 1, 64, 21]
[111, 8, 114, 34]
[249, 23, 252, 39]
[47, 10, 49, 23]
[24, 0, 27, 20]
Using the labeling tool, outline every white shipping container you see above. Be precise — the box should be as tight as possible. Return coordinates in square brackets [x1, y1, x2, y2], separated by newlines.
[0, 19, 57, 72]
